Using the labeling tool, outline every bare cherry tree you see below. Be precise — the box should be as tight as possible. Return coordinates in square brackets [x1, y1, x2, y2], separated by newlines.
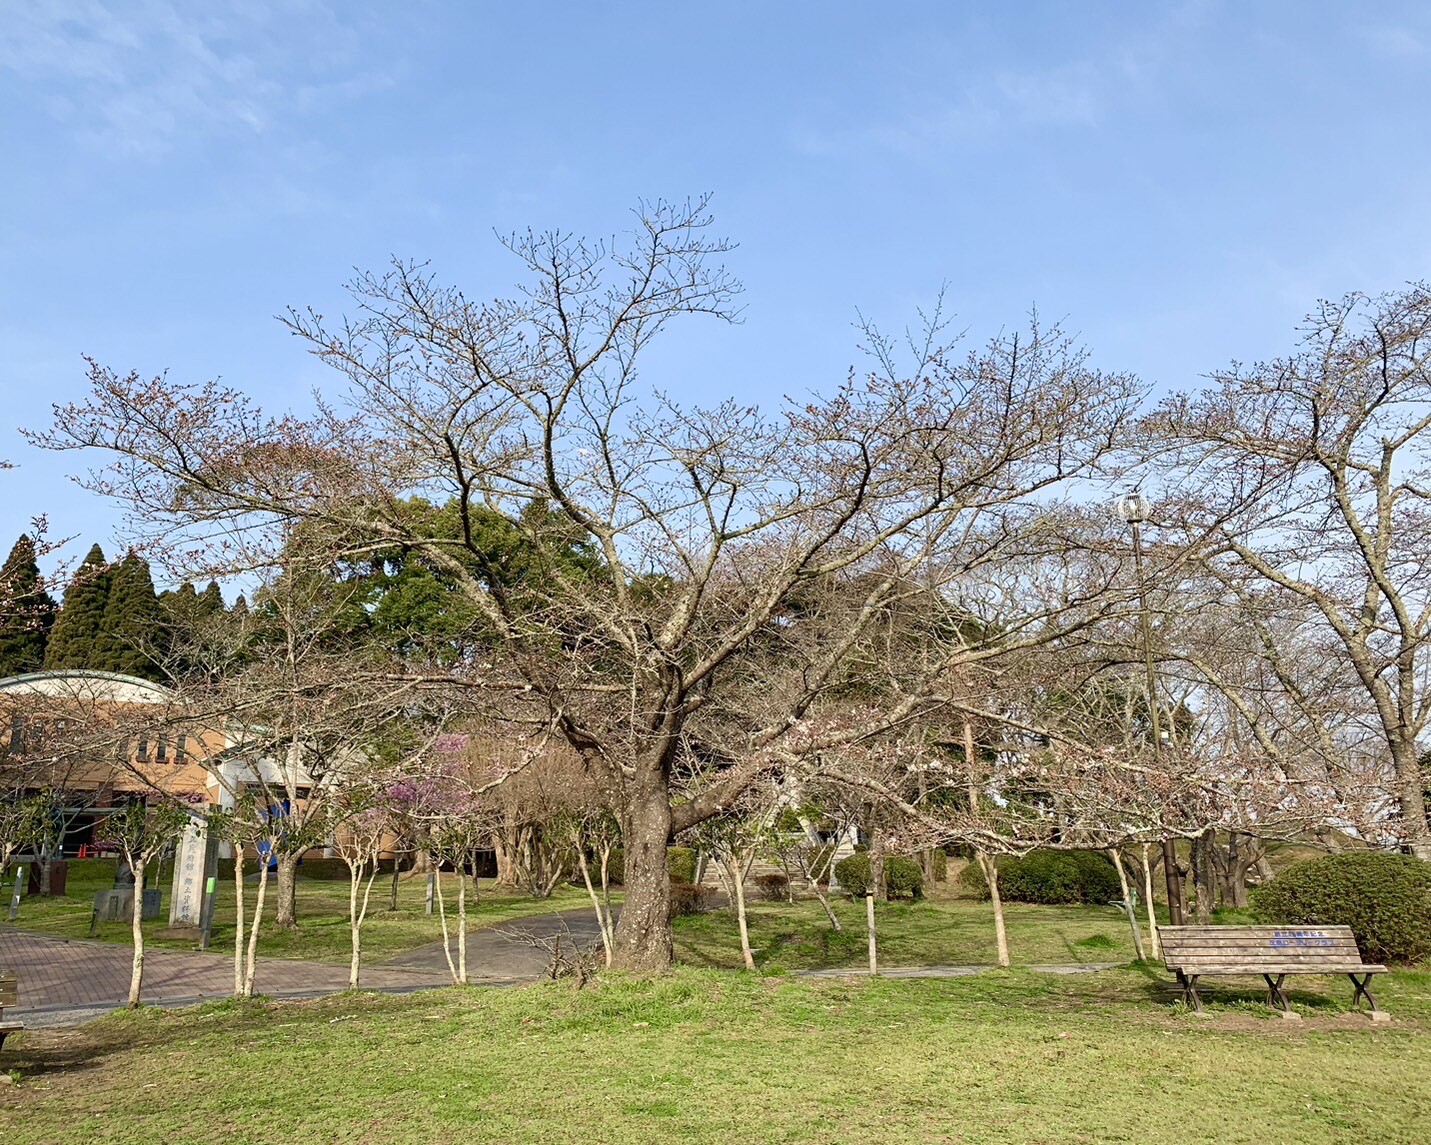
[1150, 286, 1431, 857]
[34, 199, 1141, 969]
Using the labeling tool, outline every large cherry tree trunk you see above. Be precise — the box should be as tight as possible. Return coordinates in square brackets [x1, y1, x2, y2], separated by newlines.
[611, 772, 673, 971]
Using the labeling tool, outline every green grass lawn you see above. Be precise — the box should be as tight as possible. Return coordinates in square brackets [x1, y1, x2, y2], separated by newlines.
[674, 890, 1157, 970]
[3, 966, 1428, 1144]
[8, 858, 604, 963]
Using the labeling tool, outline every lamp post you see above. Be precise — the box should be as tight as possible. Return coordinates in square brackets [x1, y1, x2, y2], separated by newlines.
[1115, 490, 1185, 927]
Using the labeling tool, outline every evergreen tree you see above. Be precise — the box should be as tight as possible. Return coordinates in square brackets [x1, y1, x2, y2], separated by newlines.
[0, 533, 57, 677]
[43, 544, 113, 671]
[199, 581, 224, 615]
[96, 552, 163, 679]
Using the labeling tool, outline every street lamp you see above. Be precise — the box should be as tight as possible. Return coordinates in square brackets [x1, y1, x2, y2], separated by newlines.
[1115, 489, 1185, 927]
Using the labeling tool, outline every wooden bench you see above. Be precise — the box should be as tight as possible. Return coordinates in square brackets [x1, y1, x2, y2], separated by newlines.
[0, 970, 20, 1051]
[1159, 925, 1387, 1016]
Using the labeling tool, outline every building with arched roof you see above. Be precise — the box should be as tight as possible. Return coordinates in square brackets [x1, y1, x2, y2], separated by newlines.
[0, 669, 316, 859]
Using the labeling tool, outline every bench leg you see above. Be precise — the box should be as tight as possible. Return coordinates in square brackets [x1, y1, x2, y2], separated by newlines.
[1348, 973, 1379, 1012]
[1176, 970, 1203, 1012]
[1263, 973, 1289, 1012]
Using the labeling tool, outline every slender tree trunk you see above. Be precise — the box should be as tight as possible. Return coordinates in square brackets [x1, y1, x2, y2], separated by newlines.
[722, 854, 755, 971]
[868, 837, 887, 902]
[434, 863, 459, 985]
[1108, 848, 1146, 961]
[964, 721, 1007, 966]
[274, 851, 300, 929]
[865, 892, 878, 974]
[976, 852, 1010, 967]
[1191, 830, 1214, 923]
[389, 853, 402, 911]
[1140, 844, 1161, 960]
[232, 849, 246, 997]
[243, 861, 270, 997]
[611, 777, 673, 971]
[458, 864, 469, 985]
[576, 846, 614, 968]
[811, 859, 842, 932]
[347, 860, 366, 988]
[127, 855, 146, 1007]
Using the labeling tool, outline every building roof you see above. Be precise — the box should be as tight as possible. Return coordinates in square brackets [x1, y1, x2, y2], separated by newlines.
[0, 669, 175, 705]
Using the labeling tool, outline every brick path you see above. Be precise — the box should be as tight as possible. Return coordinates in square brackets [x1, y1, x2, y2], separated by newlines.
[0, 927, 448, 1017]
[0, 907, 611, 1025]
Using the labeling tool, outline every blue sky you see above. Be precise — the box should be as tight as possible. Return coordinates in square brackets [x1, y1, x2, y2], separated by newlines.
[3, 1, 1430, 576]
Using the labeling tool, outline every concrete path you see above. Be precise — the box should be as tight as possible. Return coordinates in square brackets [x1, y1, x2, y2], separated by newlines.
[381, 907, 613, 981]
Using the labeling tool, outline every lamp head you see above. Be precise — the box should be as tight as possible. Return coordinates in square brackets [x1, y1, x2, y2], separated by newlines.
[1114, 490, 1151, 524]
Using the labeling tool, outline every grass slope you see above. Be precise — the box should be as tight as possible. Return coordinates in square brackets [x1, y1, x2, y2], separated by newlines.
[3, 968, 1428, 1144]
[674, 893, 1153, 970]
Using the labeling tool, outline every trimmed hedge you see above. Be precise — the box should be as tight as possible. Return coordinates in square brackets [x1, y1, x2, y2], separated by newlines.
[1252, 852, 1431, 965]
[929, 849, 948, 883]
[957, 850, 1121, 905]
[833, 853, 924, 899]
[668, 846, 698, 886]
[668, 881, 718, 918]
[753, 873, 789, 902]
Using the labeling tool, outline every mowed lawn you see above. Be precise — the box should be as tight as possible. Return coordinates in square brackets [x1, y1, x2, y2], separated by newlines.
[11, 859, 603, 963]
[674, 891, 1154, 969]
[3, 966, 1428, 1144]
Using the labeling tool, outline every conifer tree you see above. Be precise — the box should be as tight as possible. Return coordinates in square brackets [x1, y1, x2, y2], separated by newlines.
[198, 581, 224, 615]
[0, 533, 57, 677]
[43, 543, 113, 671]
[96, 552, 163, 679]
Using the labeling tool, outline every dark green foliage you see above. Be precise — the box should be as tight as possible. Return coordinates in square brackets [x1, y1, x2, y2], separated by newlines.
[1252, 852, 1431, 964]
[928, 850, 948, 883]
[0, 533, 56, 676]
[604, 847, 624, 885]
[668, 846, 698, 885]
[198, 581, 224, 614]
[885, 856, 924, 898]
[958, 850, 1121, 905]
[94, 553, 163, 679]
[43, 544, 113, 671]
[833, 853, 924, 899]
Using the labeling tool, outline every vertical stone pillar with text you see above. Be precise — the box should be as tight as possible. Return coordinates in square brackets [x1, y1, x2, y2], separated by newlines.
[169, 814, 209, 929]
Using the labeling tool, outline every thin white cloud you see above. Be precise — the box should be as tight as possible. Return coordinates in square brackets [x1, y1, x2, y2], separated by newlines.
[1359, 24, 1426, 59]
[0, 0, 391, 156]
[793, 60, 1102, 161]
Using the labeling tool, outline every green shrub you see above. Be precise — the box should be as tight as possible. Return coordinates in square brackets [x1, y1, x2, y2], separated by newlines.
[753, 873, 789, 902]
[668, 881, 718, 918]
[1251, 852, 1431, 965]
[833, 853, 924, 899]
[603, 847, 624, 885]
[668, 846, 698, 885]
[957, 850, 1121, 905]
[929, 849, 948, 883]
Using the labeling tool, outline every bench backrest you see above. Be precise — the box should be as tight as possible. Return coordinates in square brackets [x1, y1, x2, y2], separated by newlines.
[1159, 925, 1364, 970]
[0, 970, 15, 1010]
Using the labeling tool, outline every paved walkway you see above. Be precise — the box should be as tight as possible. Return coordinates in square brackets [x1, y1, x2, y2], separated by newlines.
[0, 927, 448, 1025]
[383, 907, 613, 980]
[0, 908, 613, 1027]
